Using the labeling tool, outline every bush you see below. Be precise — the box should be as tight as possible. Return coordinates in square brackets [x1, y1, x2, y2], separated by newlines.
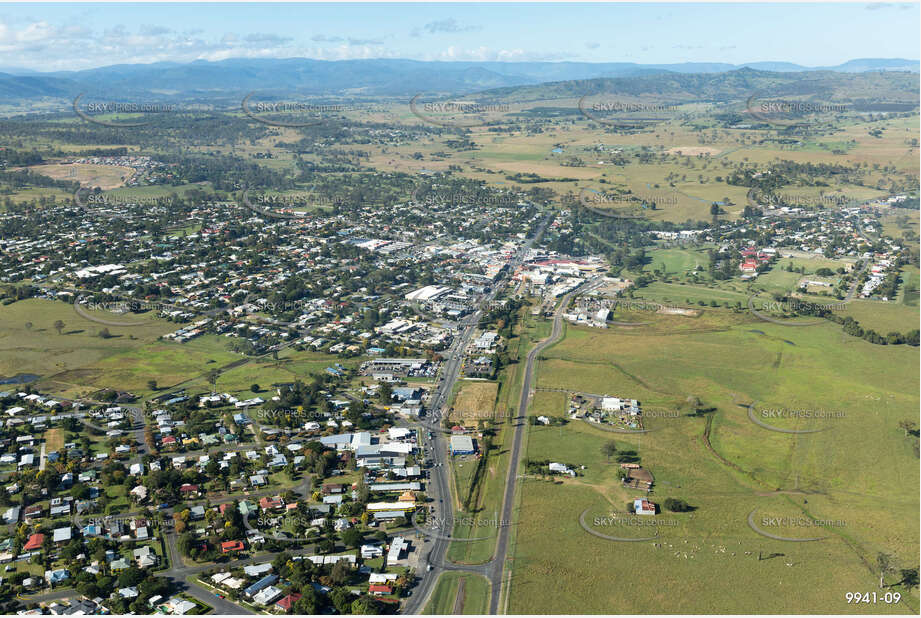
[664, 497, 691, 512]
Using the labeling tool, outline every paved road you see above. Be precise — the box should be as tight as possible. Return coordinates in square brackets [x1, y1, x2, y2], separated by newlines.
[485, 276, 600, 614]
[401, 213, 552, 615]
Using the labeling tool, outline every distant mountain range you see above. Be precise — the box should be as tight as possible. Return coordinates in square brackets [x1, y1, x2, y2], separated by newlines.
[0, 57, 917, 105]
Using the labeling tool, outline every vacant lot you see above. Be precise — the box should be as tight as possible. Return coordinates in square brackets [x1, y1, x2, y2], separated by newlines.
[452, 380, 499, 423]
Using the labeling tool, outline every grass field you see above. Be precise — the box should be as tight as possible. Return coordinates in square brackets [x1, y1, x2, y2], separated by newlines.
[839, 298, 920, 335]
[44, 428, 65, 452]
[423, 572, 491, 614]
[30, 163, 133, 189]
[0, 298, 180, 398]
[451, 380, 499, 423]
[508, 307, 919, 614]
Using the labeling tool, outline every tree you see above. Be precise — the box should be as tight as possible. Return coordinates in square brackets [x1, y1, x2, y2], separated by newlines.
[663, 498, 690, 512]
[292, 589, 320, 614]
[147, 380, 158, 391]
[329, 559, 351, 585]
[24, 322, 32, 331]
[877, 552, 894, 589]
[329, 587, 353, 614]
[250, 383, 260, 393]
[341, 527, 363, 548]
[177, 532, 195, 556]
[53, 320, 65, 335]
[378, 382, 392, 403]
[600, 441, 617, 462]
[351, 596, 381, 614]
[899, 568, 919, 590]
[355, 477, 369, 504]
[898, 420, 917, 437]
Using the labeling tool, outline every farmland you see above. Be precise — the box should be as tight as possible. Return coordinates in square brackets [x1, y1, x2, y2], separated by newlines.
[508, 310, 919, 614]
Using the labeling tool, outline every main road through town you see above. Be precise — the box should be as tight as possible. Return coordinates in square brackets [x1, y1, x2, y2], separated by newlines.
[400, 212, 552, 614]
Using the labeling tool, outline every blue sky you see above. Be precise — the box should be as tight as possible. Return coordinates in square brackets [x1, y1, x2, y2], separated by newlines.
[0, 2, 918, 72]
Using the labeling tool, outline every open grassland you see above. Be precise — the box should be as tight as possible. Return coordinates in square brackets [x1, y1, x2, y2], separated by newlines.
[423, 572, 490, 615]
[0, 186, 72, 207]
[898, 266, 920, 307]
[839, 298, 920, 334]
[210, 349, 363, 396]
[509, 308, 919, 614]
[99, 182, 215, 201]
[0, 296, 347, 401]
[0, 298, 179, 397]
[629, 281, 752, 307]
[29, 163, 133, 189]
[451, 380, 499, 423]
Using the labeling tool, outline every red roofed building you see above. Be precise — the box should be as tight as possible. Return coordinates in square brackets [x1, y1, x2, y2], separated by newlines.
[221, 540, 245, 553]
[275, 593, 302, 612]
[24, 533, 44, 551]
[179, 484, 199, 495]
[259, 495, 283, 511]
[161, 435, 177, 446]
[369, 584, 392, 596]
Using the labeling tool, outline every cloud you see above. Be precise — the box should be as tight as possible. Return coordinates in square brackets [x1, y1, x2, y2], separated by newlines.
[311, 34, 383, 45]
[865, 2, 913, 9]
[140, 24, 171, 36]
[412, 18, 480, 37]
[244, 33, 293, 45]
[585, 42, 600, 50]
[430, 45, 570, 62]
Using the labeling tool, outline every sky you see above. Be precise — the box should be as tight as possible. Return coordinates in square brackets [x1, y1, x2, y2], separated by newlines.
[0, 2, 918, 72]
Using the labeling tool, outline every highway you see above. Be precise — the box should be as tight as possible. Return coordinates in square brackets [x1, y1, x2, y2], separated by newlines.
[401, 213, 552, 614]
[486, 276, 601, 613]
